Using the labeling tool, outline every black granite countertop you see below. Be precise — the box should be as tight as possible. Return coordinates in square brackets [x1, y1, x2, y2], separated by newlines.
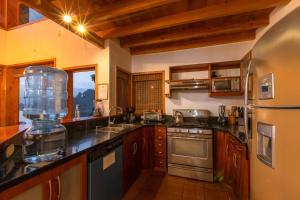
[0, 125, 143, 192]
[0, 118, 246, 192]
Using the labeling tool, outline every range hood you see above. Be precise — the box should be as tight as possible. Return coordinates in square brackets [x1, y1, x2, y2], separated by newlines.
[168, 79, 209, 90]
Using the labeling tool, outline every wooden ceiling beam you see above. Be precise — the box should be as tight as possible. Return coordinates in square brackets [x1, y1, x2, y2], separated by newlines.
[87, 0, 182, 25]
[130, 30, 256, 55]
[121, 13, 269, 48]
[97, 0, 290, 38]
[20, 0, 105, 48]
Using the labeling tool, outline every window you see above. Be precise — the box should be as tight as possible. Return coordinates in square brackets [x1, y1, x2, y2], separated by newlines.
[132, 72, 164, 114]
[65, 66, 96, 119]
[19, 4, 44, 25]
[72, 71, 95, 117]
[0, 60, 55, 126]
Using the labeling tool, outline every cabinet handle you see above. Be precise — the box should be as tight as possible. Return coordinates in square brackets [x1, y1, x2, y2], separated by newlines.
[233, 153, 237, 168]
[133, 142, 138, 155]
[56, 176, 61, 200]
[48, 180, 52, 200]
[226, 145, 229, 154]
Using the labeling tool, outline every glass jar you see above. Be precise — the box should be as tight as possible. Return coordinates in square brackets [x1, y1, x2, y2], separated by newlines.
[22, 66, 68, 163]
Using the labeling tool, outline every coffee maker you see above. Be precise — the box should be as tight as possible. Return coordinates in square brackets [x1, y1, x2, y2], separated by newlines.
[126, 107, 136, 123]
[218, 105, 226, 125]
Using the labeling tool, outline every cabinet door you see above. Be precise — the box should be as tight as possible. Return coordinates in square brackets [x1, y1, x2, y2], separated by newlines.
[224, 141, 236, 187]
[214, 131, 229, 182]
[142, 127, 154, 169]
[52, 154, 87, 200]
[6, 183, 45, 200]
[122, 131, 136, 193]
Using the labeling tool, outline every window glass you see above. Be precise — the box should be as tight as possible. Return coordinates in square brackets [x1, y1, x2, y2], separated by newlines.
[29, 8, 44, 22]
[73, 71, 95, 117]
[19, 5, 44, 25]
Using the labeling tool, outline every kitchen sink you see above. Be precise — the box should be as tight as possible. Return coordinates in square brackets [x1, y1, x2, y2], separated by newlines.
[110, 123, 137, 129]
[95, 124, 137, 134]
[96, 126, 125, 133]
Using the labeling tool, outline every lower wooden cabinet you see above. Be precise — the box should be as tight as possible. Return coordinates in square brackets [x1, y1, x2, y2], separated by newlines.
[122, 128, 143, 194]
[214, 130, 249, 200]
[0, 154, 87, 200]
[154, 127, 167, 171]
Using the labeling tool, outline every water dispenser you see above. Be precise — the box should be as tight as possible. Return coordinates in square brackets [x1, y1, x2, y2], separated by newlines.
[22, 66, 68, 163]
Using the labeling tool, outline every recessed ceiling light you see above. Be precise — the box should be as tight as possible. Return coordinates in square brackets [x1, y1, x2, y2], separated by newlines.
[63, 14, 72, 23]
[77, 24, 86, 34]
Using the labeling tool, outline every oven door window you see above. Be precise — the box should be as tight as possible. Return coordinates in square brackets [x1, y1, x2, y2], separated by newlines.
[172, 138, 208, 158]
[168, 136, 212, 168]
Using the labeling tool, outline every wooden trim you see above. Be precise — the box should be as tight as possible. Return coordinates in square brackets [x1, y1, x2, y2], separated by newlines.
[62, 64, 96, 72]
[63, 65, 97, 120]
[7, 58, 57, 68]
[7, 17, 47, 31]
[132, 70, 165, 76]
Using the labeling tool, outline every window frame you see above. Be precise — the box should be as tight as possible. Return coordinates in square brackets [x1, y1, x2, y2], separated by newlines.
[64, 65, 98, 120]
[0, 59, 56, 126]
[132, 71, 165, 115]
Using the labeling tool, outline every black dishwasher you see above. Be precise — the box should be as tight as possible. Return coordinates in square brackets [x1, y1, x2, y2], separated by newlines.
[88, 139, 123, 200]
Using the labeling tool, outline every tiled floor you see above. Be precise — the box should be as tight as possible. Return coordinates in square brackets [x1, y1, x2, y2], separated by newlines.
[122, 170, 235, 200]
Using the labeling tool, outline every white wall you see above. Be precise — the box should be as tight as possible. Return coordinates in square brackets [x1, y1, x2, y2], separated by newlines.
[0, 28, 7, 65]
[132, 42, 253, 116]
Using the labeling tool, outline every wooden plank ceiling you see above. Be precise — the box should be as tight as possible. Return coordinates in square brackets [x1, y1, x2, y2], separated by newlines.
[20, 0, 290, 54]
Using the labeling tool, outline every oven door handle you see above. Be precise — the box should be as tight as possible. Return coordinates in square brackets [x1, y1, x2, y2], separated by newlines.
[169, 136, 212, 140]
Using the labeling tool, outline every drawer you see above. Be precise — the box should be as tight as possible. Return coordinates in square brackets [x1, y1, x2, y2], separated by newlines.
[154, 129, 166, 140]
[155, 157, 166, 168]
[155, 147, 166, 158]
[155, 141, 165, 149]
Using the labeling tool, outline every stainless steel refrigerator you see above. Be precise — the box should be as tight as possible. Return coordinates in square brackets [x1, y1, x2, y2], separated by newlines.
[243, 7, 300, 200]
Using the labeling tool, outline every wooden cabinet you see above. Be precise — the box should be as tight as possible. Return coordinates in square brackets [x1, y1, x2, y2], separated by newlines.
[142, 127, 155, 169]
[122, 129, 143, 193]
[214, 130, 229, 182]
[214, 131, 249, 200]
[154, 127, 167, 171]
[0, 154, 87, 200]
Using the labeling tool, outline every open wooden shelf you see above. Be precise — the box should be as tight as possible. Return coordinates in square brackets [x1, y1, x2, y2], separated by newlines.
[166, 60, 244, 98]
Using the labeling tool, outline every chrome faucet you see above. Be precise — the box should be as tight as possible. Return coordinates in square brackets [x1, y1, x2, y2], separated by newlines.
[108, 106, 123, 126]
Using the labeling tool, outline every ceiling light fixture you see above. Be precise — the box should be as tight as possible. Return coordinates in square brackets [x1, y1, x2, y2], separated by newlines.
[77, 24, 86, 34]
[63, 14, 72, 23]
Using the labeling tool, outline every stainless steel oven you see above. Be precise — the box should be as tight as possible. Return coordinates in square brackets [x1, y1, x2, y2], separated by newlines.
[167, 128, 213, 182]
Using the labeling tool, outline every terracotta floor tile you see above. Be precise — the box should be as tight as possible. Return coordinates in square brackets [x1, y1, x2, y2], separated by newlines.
[122, 170, 232, 200]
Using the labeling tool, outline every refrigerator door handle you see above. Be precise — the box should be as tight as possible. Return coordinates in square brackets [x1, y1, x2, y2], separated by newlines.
[244, 60, 252, 105]
[244, 60, 252, 151]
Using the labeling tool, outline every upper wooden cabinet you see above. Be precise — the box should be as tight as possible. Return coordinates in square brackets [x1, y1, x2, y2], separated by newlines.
[0, 154, 87, 200]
